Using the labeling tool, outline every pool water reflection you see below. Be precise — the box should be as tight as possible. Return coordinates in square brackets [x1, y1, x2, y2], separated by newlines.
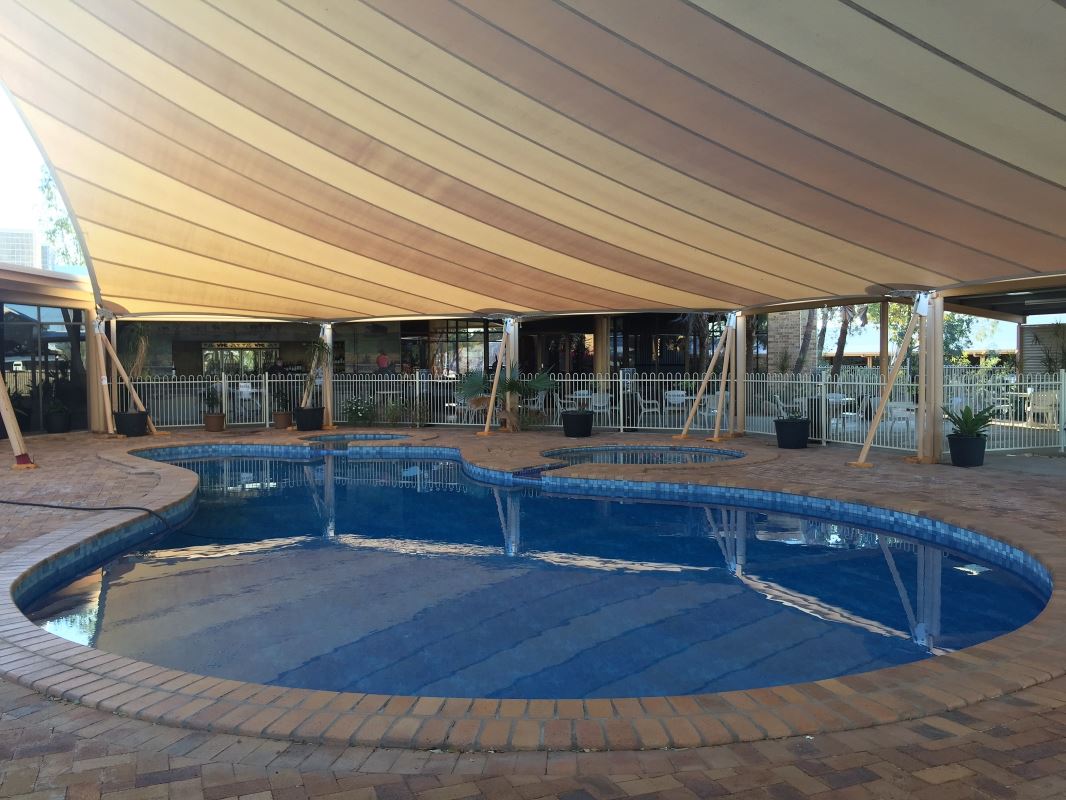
[24, 453, 1047, 699]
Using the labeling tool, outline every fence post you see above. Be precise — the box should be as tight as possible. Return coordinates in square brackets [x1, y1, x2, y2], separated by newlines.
[819, 372, 828, 446]
[1060, 369, 1065, 453]
[221, 373, 229, 419]
[261, 372, 270, 426]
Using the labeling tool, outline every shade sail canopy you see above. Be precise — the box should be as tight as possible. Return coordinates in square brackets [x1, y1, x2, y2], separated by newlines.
[1, 0, 1064, 320]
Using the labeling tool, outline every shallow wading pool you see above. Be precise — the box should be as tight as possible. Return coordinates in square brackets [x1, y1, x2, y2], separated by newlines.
[22, 445, 1049, 700]
[543, 445, 742, 466]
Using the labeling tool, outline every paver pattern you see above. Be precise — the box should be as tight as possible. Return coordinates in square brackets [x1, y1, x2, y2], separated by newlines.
[1, 428, 1065, 798]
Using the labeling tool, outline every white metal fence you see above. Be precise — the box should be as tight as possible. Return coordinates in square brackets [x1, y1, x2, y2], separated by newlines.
[123, 369, 1066, 454]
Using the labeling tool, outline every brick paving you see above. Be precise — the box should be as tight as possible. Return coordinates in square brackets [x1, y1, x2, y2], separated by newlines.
[0, 428, 1065, 797]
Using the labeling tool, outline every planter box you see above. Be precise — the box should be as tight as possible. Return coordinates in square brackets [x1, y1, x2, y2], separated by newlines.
[44, 410, 72, 434]
[947, 434, 986, 467]
[113, 411, 149, 437]
[272, 411, 293, 430]
[774, 417, 810, 449]
[561, 410, 594, 438]
[295, 406, 325, 431]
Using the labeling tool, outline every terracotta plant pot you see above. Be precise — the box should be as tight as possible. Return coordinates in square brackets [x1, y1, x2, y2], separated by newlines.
[272, 410, 293, 430]
[203, 412, 226, 432]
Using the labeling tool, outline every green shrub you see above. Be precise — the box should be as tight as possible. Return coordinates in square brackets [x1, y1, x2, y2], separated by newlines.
[343, 395, 375, 425]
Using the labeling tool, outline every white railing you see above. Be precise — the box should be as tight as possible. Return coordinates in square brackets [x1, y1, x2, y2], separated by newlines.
[944, 370, 1065, 452]
[746, 372, 920, 451]
[124, 369, 1066, 455]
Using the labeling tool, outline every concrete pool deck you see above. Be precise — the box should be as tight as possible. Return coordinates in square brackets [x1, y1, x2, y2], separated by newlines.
[1, 428, 1065, 798]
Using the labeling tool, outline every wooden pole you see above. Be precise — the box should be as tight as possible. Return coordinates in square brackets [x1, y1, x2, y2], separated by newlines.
[108, 319, 118, 411]
[674, 316, 730, 439]
[0, 375, 35, 468]
[709, 325, 735, 442]
[99, 334, 159, 434]
[848, 298, 925, 467]
[914, 311, 927, 462]
[478, 319, 510, 436]
[913, 295, 944, 464]
[92, 320, 116, 435]
[321, 323, 335, 428]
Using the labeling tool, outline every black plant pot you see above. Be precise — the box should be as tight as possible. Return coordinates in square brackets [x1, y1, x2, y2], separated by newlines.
[295, 405, 325, 431]
[113, 410, 149, 437]
[774, 417, 810, 449]
[561, 410, 594, 438]
[947, 434, 986, 467]
[44, 409, 72, 434]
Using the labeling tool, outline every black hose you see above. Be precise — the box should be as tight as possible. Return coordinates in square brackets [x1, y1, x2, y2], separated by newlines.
[0, 499, 171, 532]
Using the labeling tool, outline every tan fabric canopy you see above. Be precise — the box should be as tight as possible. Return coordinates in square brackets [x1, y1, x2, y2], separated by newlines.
[1, 0, 1064, 320]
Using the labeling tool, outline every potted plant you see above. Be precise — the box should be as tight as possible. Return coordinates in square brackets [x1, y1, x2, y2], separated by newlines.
[203, 385, 225, 432]
[944, 404, 995, 468]
[774, 411, 810, 449]
[457, 369, 556, 430]
[295, 338, 332, 431]
[271, 386, 292, 430]
[561, 401, 594, 438]
[44, 396, 72, 434]
[110, 323, 151, 436]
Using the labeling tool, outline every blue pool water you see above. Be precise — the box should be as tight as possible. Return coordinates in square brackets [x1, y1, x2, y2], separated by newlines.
[25, 451, 1047, 699]
[304, 432, 408, 442]
[544, 446, 741, 466]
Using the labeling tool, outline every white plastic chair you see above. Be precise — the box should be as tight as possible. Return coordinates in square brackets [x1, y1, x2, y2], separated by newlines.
[633, 392, 660, 426]
[663, 390, 688, 423]
[553, 391, 579, 424]
[589, 392, 614, 424]
[523, 390, 547, 414]
[885, 402, 916, 439]
[695, 394, 727, 430]
[1027, 390, 1059, 426]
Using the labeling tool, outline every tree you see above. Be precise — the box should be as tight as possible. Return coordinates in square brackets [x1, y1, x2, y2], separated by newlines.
[792, 309, 818, 373]
[38, 166, 88, 398]
[867, 303, 977, 369]
[38, 166, 85, 269]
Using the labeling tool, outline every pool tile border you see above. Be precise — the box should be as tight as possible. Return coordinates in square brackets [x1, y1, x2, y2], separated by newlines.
[2, 429, 1065, 754]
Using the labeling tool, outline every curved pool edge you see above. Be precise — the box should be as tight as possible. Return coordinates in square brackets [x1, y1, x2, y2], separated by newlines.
[1, 429, 1064, 754]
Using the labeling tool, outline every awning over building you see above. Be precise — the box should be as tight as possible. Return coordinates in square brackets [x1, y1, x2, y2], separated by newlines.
[1, 0, 1064, 320]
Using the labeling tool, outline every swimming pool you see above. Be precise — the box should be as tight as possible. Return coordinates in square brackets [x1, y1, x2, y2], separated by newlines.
[544, 445, 742, 466]
[24, 448, 1048, 700]
[303, 432, 409, 442]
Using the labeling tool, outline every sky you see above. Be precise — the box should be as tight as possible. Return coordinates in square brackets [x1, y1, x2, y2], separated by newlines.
[0, 89, 48, 234]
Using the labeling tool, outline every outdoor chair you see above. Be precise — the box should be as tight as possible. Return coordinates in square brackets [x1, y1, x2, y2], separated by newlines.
[663, 390, 689, 423]
[633, 392, 660, 426]
[523, 390, 547, 414]
[695, 393, 728, 430]
[885, 402, 916, 439]
[1026, 390, 1059, 426]
[835, 396, 871, 434]
[553, 391, 580, 424]
[589, 392, 614, 424]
